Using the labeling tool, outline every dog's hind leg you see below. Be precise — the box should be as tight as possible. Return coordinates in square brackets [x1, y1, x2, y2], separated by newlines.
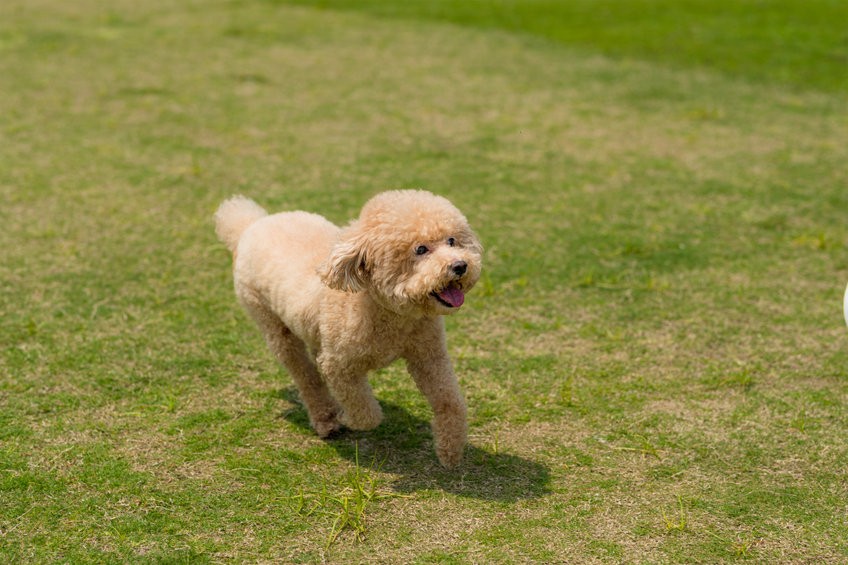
[243, 302, 341, 437]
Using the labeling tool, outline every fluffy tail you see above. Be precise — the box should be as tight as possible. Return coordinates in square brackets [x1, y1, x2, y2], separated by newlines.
[214, 196, 268, 253]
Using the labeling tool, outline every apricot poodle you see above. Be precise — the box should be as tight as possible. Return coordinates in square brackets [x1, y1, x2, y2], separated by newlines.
[214, 190, 483, 467]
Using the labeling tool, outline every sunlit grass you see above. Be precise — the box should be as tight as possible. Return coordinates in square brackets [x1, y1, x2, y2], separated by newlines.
[2, 0, 847, 562]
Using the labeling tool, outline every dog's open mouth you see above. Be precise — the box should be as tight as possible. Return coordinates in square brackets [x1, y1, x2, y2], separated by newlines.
[431, 283, 465, 308]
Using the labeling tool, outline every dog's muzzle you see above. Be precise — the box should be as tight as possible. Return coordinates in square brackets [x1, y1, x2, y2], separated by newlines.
[449, 260, 467, 277]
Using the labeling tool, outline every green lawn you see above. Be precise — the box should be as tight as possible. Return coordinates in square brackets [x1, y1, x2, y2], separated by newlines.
[2, 0, 847, 563]
[281, 0, 848, 92]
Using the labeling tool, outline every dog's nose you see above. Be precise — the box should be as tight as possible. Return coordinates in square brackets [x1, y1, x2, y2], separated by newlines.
[450, 260, 467, 277]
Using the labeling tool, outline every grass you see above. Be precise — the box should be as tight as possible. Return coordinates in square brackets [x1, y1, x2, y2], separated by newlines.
[279, 0, 848, 92]
[662, 495, 688, 533]
[2, 0, 847, 562]
[289, 443, 405, 547]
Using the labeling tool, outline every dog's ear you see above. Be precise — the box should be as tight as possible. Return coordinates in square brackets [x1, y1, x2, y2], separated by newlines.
[316, 223, 370, 292]
[465, 227, 484, 257]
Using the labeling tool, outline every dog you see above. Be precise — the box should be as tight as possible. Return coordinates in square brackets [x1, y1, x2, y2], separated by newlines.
[214, 190, 483, 467]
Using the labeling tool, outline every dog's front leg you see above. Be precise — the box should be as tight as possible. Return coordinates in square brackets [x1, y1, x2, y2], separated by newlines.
[317, 355, 383, 431]
[405, 352, 468, 468]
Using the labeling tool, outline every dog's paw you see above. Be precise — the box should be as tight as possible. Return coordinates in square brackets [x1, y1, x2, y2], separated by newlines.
[435, 441, 464, 468]
[338, 403, 383, 431]
[313, 415, 341, 438]
[432, 414, 467, 468]
[310, 406, 342, 438]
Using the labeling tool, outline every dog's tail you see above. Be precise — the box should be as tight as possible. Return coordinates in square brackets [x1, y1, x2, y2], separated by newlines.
[214, 196, 268, 254]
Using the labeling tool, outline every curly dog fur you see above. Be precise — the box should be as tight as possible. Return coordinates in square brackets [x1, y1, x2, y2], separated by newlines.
[214, 190, 483, 467]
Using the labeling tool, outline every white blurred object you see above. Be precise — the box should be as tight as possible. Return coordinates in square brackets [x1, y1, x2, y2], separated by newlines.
[844, 282, 848, 327]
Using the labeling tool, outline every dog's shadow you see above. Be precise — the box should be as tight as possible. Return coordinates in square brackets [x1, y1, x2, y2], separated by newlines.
[277, 387, 550, 502]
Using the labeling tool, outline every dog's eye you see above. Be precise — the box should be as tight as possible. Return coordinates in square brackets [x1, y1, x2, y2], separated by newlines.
[415, 245, 429, 255]
[448, 237, 456, 247]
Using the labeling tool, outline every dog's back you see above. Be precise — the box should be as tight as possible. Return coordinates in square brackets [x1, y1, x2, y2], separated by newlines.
[221, 202, 341, 349]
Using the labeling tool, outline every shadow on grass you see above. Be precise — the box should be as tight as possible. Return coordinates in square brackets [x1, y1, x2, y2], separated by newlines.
[278, 387, 550, 502]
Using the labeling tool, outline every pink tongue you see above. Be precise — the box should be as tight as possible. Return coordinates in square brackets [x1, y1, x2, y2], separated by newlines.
[438, 287, 465, 308]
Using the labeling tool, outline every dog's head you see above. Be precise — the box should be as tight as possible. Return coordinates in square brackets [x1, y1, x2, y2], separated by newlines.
[317, 190, 483, 316]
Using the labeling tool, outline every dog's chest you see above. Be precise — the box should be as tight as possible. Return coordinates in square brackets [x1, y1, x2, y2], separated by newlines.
[362, 340, 403, 369]
[317, 333, 404, 376]
[316, 298, 430, 375]
[353, 319, 418, 371]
